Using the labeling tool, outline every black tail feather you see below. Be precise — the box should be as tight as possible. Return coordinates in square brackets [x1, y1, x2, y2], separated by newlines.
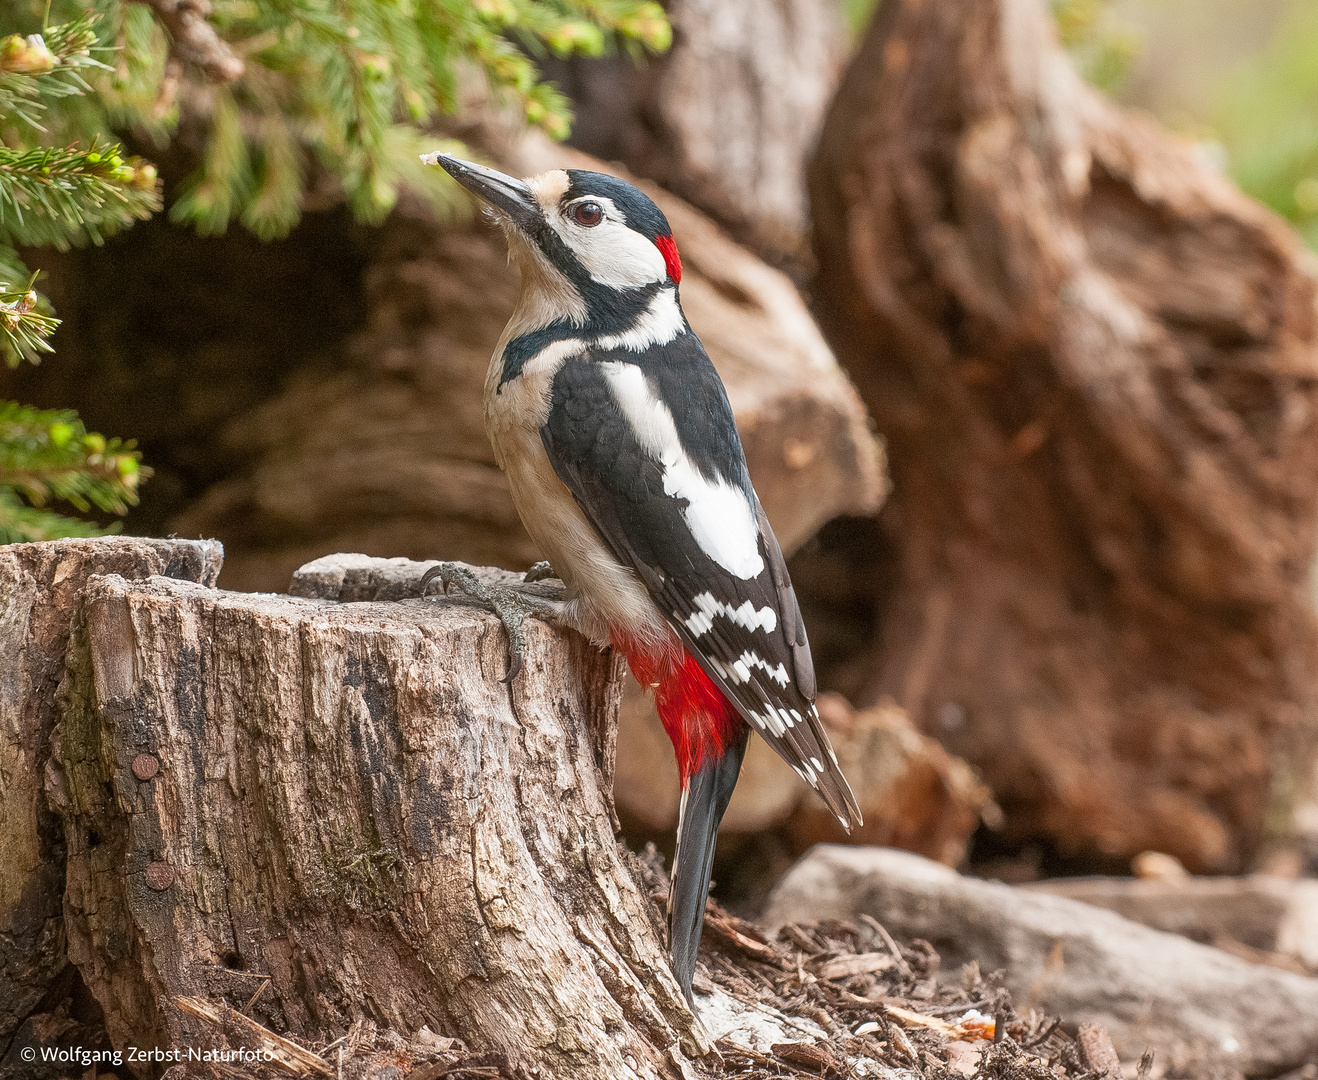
[669, 730, 750, 1007]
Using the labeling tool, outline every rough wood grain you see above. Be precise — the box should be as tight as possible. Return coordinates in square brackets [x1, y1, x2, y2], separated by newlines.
[0, 538, 222, 1051]
[810, 0, 1318, 870]
[1024, 873, 1318, 972]
[46, 562, 706, 1078]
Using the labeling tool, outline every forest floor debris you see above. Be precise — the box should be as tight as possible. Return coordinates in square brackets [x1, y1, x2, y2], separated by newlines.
[691, 901, 1100, 1080]
[157, 862, 1109, 1080]
[764, 846, 1318, 1077]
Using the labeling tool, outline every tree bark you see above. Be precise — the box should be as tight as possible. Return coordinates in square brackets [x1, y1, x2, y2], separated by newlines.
[0, 538, 222, 1053]
[810, 0, 1318, 871]
[44, 553, 706, 1078]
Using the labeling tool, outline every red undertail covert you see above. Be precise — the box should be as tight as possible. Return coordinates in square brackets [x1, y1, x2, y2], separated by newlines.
[612, 631, 743, 785]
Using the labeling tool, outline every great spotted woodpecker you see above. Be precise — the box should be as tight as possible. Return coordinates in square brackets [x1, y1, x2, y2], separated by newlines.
[420, 153, 862, 1005]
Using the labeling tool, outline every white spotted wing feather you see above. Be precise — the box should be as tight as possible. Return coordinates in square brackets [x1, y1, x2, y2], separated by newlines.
[540, 337, 863, 831]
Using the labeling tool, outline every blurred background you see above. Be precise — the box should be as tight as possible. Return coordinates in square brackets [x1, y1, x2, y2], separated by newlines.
[3, 0, 1318, 916]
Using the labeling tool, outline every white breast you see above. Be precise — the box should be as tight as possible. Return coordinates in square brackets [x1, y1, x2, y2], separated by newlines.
[484, 338, 673, 650]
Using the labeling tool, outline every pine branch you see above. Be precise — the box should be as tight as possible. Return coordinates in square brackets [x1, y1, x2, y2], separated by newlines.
[0, 272, 58, 366]
[0, 10, 159, 543]
[0, 488, 113, 542]
[0, 141, 160, 248]
[0, 401, 149, 542]
[134, 0, 243, 82]
[3, 2, 671, 239]
[158, 0, 672, 235]
[0, 13, 162, 252]
[0, 14, 108, 126]
[167, 85, 249, 234]
[97, 3, 174, 140]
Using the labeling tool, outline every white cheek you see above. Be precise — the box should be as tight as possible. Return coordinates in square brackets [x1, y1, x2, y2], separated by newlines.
[556, 219, 667, 287]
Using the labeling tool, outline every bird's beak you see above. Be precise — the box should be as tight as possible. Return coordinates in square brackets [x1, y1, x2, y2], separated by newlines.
[423, 153, 542, 231]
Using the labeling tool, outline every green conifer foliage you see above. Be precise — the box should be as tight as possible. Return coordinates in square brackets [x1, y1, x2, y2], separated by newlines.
[0, 11, 157, 540]
[0, 0, 669, 542]
[0, 403, 144, 542]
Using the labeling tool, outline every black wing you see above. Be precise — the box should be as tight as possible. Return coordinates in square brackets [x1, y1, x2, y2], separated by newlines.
[540, 335, 861, 828]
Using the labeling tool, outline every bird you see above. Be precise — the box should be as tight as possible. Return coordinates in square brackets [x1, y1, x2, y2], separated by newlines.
[419, 152, 862, 1007]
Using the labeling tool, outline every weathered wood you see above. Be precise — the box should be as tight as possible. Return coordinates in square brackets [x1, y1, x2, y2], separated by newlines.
[1023, 873, 1318, 972]
[810, 0, 1318, 870]
[766, 845, 1318, 1076]
[0, 538, 222, 1049]
[539, 0, 846, 264]
[46, 557, 706, 1078]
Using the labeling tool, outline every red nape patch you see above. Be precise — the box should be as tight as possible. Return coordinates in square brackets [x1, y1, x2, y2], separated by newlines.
[655, 233, 682, 284]
[613, 633, 742, 783]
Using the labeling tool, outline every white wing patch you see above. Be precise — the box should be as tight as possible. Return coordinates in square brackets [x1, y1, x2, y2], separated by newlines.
[594, 288, 685, 352]
[750, 704, 802, 740]
[703, 649, 789, 688]
[743, 651, 790, 687]
[684, 592, 777, 637]
[601, 362, 765, 580]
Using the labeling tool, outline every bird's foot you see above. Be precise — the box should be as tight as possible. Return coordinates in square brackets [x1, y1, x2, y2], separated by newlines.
[418, 562, 564, 683]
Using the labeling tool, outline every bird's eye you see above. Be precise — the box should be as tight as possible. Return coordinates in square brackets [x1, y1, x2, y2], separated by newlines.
[572, 201, 604, 227]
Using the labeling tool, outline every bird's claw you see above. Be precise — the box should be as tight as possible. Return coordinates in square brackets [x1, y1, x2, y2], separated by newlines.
[418, 562, 558, 683]
[523, 560, 560, 584]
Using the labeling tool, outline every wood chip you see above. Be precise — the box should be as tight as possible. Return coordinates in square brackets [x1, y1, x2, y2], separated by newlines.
[886, 1004, 958, 1035]
[885, 1004, 995, 1041]
[944, 1040, 984, 1078]
[175, 996, 334, 1077]
[780, 923, 824, 955]
[771, 1041, 841, 1075]
[1077, 1022, 1121, 1075]
[816, 952, 897, 980]
[704, 909, 780, 964]
[858, 914, 913, 977]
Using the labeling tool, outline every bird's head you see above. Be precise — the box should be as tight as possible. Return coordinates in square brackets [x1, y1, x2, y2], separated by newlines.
[427, 154, 682, 314]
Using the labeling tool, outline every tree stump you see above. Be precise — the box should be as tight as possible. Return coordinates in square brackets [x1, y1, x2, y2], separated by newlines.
[0, 538, 222, 1051]
[44, 554, 706, 1078]
[810, 0, 1318, 870]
